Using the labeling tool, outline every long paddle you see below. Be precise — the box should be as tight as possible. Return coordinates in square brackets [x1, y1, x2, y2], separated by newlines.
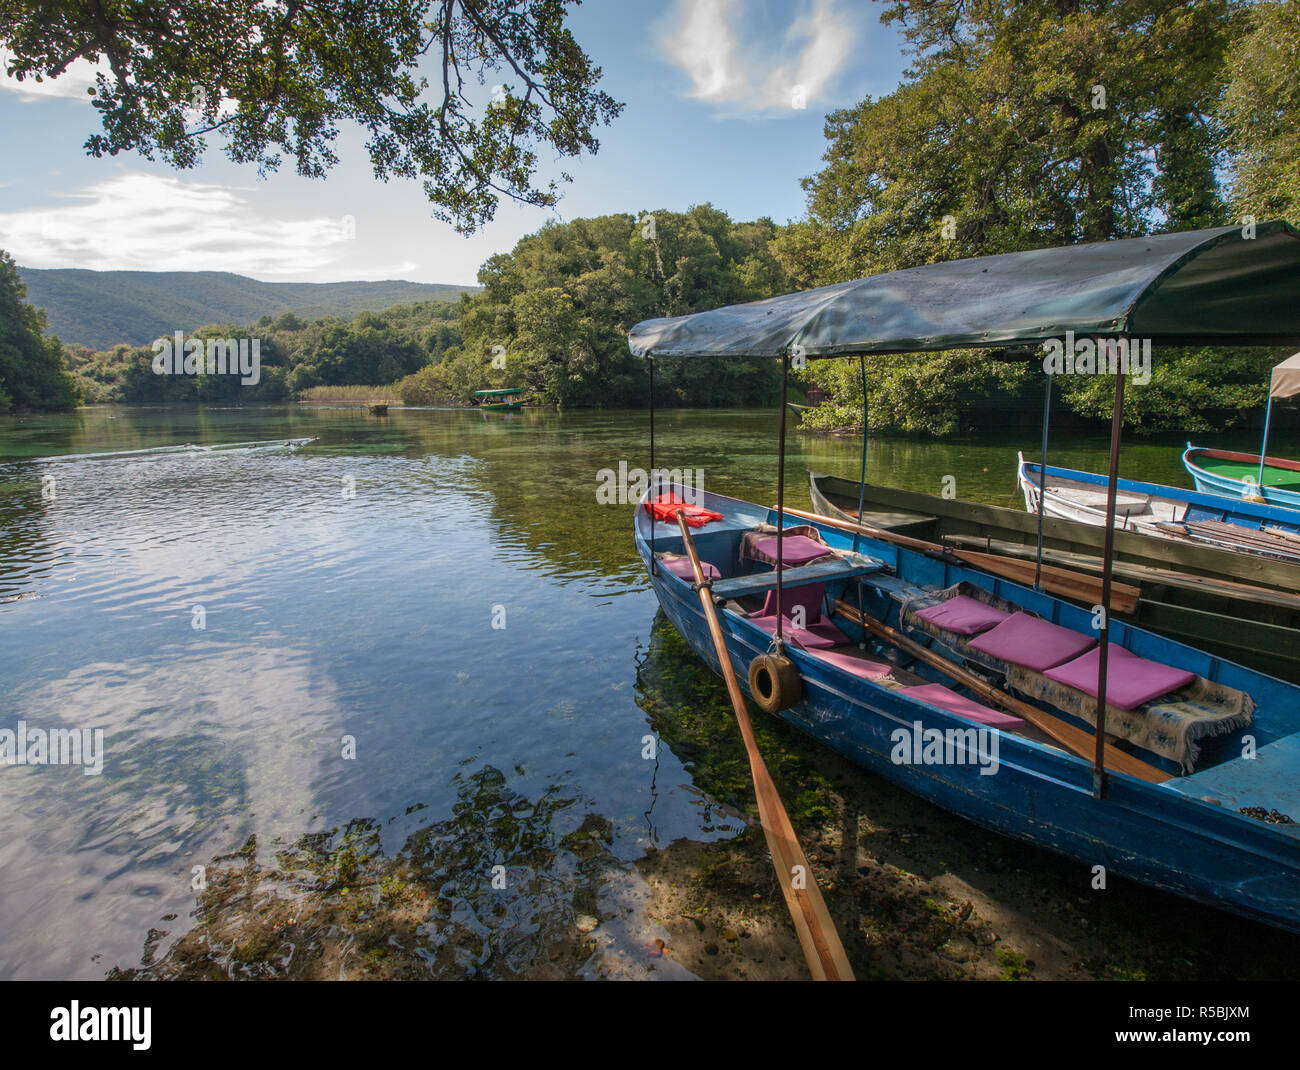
[673, 511, 855, 981]
[832, 599, 1170, 785]
[780, 504, 1140, 614]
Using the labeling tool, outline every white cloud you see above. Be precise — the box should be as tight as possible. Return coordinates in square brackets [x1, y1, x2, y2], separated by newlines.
[0, 51, 109, 101]
[659, 0, 857, 117]
[0, 172, 359, 276]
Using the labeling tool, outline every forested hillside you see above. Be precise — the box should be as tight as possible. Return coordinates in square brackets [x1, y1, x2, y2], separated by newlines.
[18, 268, 476, 349]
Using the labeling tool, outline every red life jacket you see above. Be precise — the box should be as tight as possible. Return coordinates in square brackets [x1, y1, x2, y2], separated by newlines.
[645, 492, 723, 528]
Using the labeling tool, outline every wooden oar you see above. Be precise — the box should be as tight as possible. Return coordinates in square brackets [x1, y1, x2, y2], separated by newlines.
[673, 511, 855, 981]
[781, 504, 1140, 614]
[832, 599, 1170, 785]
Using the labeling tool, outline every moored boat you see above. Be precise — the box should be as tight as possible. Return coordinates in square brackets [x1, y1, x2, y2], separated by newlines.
[1183, 353, 1300, 508]
[636, 482, 1300, 931]
[1184, 444, 1300, 510]
[1018, 453, 1300, 564]
[629, 220, 1300, 936]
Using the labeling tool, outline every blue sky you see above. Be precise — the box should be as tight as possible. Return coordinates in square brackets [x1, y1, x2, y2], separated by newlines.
[0, 1, 909, 285]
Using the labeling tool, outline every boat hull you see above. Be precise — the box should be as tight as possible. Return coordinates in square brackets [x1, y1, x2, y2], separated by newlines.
[1184, 445, 1300, 510]
[636, 489, 1300, 933]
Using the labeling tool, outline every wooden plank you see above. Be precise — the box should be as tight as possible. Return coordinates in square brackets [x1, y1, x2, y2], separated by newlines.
[951, 549, 1140, 614]
[832, 599, 1171, 785]
[676, 514, 855, 981]
[710, 556, 884, 600]
[943, 534, 1300, 615]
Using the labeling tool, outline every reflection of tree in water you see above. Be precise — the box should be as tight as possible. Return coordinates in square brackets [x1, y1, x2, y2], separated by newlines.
[109, 765, 619, 980]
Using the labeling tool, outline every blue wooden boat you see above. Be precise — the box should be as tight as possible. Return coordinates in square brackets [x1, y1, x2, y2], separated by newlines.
[630, 222, 1300, 940]
[1019, 453, 1300, 563]
[1183, 444, 1300, 512]
[636, 484, 1300, 932]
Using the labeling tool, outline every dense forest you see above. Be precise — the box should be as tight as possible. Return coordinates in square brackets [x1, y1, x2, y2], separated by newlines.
[2, 0, 1298, 432]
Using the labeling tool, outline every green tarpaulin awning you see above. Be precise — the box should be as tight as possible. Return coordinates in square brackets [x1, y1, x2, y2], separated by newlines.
[628, 222, 1300, 360]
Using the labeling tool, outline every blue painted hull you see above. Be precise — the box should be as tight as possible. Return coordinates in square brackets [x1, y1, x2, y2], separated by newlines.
[1184, 445, 1300, 512]
[636, 487, 1300, 933]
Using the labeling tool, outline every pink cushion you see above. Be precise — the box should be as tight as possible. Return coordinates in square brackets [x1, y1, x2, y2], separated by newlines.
[966, 612, 1096, 671]
[901, 683, 1025, 730]
[806, 647, 894, 679]
[914, 594, 1010, 636]
[749, 614, 850, 650]
[660, 557, 720, 581]
[760, 583, 825, 624]
[1044, 644, 1197, 711]
[750, 534, 834, 567]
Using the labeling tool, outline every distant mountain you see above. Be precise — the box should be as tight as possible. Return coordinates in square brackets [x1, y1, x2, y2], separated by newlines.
[17, 267, 479, 349]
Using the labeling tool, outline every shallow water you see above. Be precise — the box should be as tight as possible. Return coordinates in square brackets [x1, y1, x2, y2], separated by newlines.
[0, 404, 1271, 979]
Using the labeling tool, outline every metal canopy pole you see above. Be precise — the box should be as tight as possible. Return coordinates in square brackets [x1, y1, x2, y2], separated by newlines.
[1258, 369, 1276, 491]
[648, 357, 656, 576]
[1093, 356, 1126, 799]
[1034, 371, 1053, 590]
[856, 355, 869, 538]
[775, 353, 789, 645]
[856, 355, 868, 646]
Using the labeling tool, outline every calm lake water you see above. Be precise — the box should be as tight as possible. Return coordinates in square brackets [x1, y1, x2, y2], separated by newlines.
[0, 404, 1270, 979]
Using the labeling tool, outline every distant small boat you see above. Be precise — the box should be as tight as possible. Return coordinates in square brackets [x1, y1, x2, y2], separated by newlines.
[1183, 444, 1300, 510]
[474, 388, 524, 412]
[1017, 453, 1300, 564]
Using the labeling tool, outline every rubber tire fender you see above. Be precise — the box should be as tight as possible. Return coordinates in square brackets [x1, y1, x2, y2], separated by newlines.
[748, 652, 803, 714]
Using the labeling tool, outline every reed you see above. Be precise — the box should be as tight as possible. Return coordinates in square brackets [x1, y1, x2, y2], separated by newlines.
[297, 385, 398, 404]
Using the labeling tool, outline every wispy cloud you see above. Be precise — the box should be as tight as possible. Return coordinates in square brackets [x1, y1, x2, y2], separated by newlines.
[659, 0, 858, 117]
[0, 172, 357, 276]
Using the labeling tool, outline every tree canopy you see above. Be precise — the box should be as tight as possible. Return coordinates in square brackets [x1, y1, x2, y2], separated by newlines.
[774, 0, 1240, 288]
[1219, 0, 1300, 224]
[0, 250, 79, 411]
[420, 205, 796, 408]
[0, 0, 623, 232]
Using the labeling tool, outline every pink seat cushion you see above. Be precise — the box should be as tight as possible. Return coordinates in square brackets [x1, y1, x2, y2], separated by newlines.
[1044, 644, 1197, 710]
[966, 612, 1096, 671]
[914, 594, 1010, 636]
[806, 647, 894, 679]
[660, 557, 721, 581]
[749, 534, 834, 567]
[901, 683, 1025, 730]
[749, 614, 851, 650]
[760, 583, 825, 624]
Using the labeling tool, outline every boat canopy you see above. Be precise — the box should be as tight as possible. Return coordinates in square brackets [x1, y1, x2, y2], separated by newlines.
[474, 388, 523, 396]
[1270, 353, 1300, 399]
[628, 222, 1300, 360]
